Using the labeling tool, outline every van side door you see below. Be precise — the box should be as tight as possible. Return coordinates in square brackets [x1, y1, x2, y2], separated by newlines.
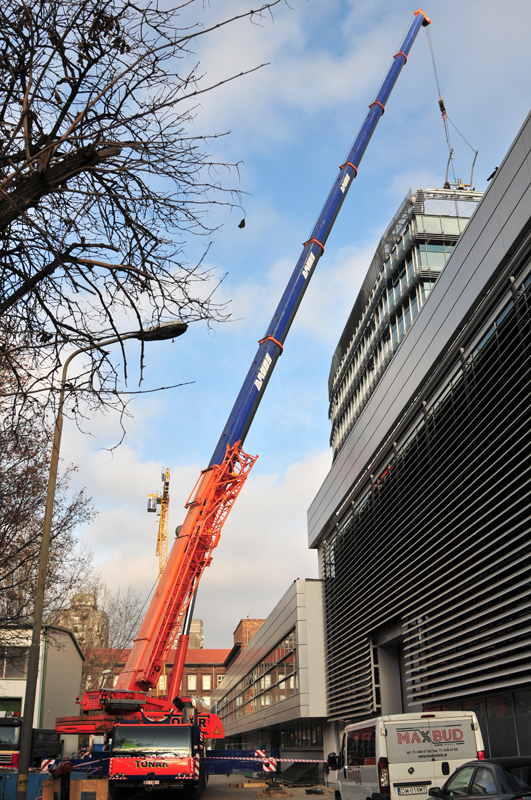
[344, 726, 378, 800]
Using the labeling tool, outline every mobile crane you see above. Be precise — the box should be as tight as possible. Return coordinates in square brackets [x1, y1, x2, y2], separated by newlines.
[55, 10, 431, 799]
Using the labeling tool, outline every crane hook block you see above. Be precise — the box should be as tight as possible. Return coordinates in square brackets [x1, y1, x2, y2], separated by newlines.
[438, 97, 447, 116]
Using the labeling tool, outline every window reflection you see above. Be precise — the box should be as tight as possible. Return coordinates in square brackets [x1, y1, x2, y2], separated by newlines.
[217, 628, 298, 725]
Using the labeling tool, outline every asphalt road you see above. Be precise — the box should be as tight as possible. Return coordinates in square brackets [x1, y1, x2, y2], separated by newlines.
[200, 775, 333, 800]
[128, 776, 333, 800]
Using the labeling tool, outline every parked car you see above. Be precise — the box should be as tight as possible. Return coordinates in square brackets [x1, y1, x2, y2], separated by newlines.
[428, 758, 531, 800]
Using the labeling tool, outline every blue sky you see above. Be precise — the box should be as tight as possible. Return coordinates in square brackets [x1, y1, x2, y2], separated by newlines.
[61, 0, 531, 648]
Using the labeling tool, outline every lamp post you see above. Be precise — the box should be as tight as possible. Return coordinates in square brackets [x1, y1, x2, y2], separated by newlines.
[15, 321, 187, 800]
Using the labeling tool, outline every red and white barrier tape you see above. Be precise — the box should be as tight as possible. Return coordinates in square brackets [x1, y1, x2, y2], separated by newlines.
[207, 756, 326, 764]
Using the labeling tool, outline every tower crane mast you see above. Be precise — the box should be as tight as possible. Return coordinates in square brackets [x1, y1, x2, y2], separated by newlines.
[148, 468, 171, 576]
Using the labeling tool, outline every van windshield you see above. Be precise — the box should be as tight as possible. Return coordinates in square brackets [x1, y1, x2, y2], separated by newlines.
[112, 726, 192, 757]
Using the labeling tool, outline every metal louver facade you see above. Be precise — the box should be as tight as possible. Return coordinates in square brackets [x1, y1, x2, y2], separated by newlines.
[310, 109, 531, 728]
[322, 261, 531, 719]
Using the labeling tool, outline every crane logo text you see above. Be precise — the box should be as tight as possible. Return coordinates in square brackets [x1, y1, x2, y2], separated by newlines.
[302, 252, 315, 279]
[254, 352, 272, 391]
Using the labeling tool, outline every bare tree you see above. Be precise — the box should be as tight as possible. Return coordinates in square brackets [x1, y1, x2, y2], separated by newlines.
[52, 582, 145, 693]
[0, 0, 282, 428]
[0, 413, 96, 635]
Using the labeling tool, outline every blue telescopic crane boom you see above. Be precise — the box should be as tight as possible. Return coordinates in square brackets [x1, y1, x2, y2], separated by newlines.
[210, 8, 431, 468]
[90, 9, 431, 709]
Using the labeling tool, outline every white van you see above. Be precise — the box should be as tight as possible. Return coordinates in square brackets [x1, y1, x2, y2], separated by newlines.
[328, 712, 485, 800]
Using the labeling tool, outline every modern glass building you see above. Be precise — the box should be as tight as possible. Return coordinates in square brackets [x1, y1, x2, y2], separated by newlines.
[329, 188, 482, 458]
[308, 110, 531, 758]
[210, 579, 329, 779]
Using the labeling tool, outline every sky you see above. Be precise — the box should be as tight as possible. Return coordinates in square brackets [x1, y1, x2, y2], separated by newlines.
[60, 0, 531, 648]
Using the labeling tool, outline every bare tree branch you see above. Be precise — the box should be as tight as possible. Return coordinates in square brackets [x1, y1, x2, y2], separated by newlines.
[0, 0, 285, 430]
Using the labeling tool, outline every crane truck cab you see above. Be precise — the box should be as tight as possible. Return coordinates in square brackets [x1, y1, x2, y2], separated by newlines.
[328, 712, 485, 800]
[0, 715, 60, 768]
[107, 720, 207, 800]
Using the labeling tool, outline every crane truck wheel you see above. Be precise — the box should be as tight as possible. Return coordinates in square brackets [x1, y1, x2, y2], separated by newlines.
[108, 785, 136, 800]
[183, 765, 206, 800]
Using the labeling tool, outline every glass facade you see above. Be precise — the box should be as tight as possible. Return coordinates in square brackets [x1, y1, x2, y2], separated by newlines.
[280, 721, 323, 748]
[426, 690, 531, 758]
[216, 630, 297, 726]
[329, 190, 482, 459]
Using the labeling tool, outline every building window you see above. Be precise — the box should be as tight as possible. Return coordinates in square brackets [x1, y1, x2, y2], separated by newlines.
[202, 674, 211, 691]
[0, 648, 29, 679]
[280, 722, 323, 748]
[0, 697, 22, 714]
[216, 629, 298, 726]
[217, 675, 224, 685]
[187, 674, 197, 691]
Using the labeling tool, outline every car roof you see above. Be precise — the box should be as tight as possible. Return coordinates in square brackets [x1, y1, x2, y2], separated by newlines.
[485, 758, 531, 769]
[458, 758, 531, 770]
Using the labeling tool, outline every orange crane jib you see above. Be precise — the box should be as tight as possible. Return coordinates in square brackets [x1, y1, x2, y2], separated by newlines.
[84, 442, 257, 716]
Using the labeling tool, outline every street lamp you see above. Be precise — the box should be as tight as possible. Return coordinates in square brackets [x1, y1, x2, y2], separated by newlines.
[15, 321, 187, 800]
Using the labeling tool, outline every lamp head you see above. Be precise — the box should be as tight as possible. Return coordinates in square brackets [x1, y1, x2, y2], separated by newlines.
[139, 321, 188, 341]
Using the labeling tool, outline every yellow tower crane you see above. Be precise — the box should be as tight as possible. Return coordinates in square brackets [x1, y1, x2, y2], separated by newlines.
[147, 468, 171, 695]
[147, 468, 170, 577]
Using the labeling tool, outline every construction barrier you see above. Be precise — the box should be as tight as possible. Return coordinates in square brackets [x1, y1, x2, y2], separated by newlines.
[205, 754, 328, 775]
[42, 777, 108, 800]
[0, 773, 105, 800]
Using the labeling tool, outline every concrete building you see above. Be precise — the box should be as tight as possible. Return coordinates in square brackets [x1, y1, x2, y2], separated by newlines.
[0, 625, 84, 753]
[52, 594, 109, 650]
[189, 619, 204, 650]
[210, 579, 327, 780]
[308, 109, 531, 757]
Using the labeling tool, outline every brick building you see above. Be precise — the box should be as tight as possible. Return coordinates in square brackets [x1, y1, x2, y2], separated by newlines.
[225, 619, 265, 669]
[89, 647, 230, 708]
[179, 649, 230, 707]
[83, 619, 264, 708]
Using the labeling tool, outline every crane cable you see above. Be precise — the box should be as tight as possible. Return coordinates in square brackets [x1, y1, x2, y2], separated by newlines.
[426, 26, 478, 185]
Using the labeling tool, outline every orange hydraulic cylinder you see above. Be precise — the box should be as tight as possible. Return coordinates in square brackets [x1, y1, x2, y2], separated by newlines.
[166, 633, 189, 700]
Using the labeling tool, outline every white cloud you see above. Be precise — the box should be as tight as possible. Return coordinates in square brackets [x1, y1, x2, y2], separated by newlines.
[62, 416, 330, 648]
